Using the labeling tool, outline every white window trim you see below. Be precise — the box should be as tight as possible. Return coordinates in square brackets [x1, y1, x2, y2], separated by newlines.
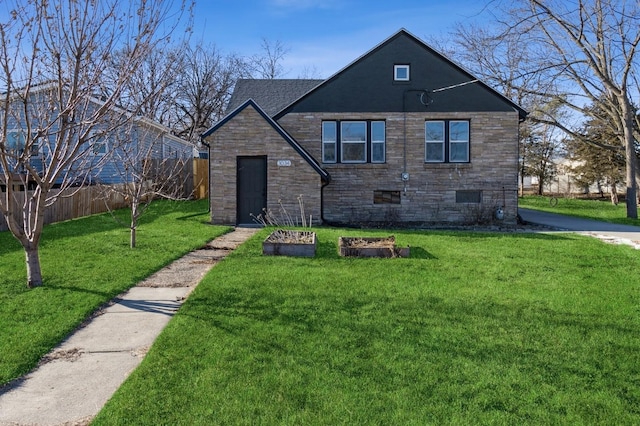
[89, 130, 109, 156]
[340, 121, 367, 163]
[449, 121, 470, 163]
[425, 121, 445, 163]
[394, 64, 410, 81]
[371, 121, 386, 163]
[321, 121, 337, 164]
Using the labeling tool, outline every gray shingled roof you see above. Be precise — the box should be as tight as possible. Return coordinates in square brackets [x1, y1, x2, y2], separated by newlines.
[226, 79, 324, 116]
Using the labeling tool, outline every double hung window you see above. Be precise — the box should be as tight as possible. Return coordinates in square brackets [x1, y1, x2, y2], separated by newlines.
[425, 120, 469, 163]
[341, 121, 366, 163]
[322, 122, 337, 163]
[322, 120, 385, 164]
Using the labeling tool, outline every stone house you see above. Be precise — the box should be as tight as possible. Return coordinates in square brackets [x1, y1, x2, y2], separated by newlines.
[202, 29, 527, 227]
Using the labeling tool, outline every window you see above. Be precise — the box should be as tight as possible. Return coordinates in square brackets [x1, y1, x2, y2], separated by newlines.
[425, 121, 445, 162]
[394, 64, 410, 81]
[341, 121, 366, 163]
[92, 139, 108, 156]
[449, 121, 470, 162]
[425, 120, 470, 163]
[371, 121, 385, 163]
[89, 131, 108, 156]
[322, 120, 386, 164]
[322, 121, 337, 163]
[5, 130, 38, 156]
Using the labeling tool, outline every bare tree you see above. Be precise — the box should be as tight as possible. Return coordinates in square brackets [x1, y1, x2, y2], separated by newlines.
[0, 0, 192, 288]
[173, 44, 245, 144]
[97, 120, 192, 248]
[247, 38, 290, 79]
[489, 0, 640, 218]
[108, 45, 185, 128]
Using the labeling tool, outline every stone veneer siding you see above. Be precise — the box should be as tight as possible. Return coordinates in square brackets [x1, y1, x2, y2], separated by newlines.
[207, 106, 322, 225]
[277, 111, 520, 226]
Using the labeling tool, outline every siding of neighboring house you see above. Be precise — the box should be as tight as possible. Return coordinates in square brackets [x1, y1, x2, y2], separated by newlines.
[208, 103, 323, 225]
[1, 87, 193, 187]
[73, 120, 193, 185]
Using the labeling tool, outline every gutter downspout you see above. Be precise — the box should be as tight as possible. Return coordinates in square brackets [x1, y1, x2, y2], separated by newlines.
[320, 173, 332, 226]
[199, 136, 211, 214]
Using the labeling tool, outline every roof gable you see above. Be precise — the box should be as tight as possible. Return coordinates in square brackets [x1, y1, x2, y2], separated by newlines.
[202, 99, 329, 181]
[226, 79, 323, 116]
[275, 29, 527, 120]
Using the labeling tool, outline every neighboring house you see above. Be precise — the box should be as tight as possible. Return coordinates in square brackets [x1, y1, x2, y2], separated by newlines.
[87, 117, 195, 186]
[0, 82, 193, 190]
[202, 29, 527, 227]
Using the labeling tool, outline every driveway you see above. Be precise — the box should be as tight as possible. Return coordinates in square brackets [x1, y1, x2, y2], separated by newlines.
[518, 208, 640, 249]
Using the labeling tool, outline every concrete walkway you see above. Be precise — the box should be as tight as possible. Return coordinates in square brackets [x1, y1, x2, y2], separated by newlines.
[0, 227, 259, 426]
[519, 208, 640, 249]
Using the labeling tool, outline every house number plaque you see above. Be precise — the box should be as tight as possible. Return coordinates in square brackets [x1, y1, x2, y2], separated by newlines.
[277, 160, 292, 167]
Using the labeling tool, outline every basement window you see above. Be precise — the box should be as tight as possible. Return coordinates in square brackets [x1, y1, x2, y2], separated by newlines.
[456, 190, 482, 203]
[374, 190, 401, 204]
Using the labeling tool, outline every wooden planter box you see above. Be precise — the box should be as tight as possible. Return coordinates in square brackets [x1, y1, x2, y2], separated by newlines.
[339, 236, 410, 258]
[263, 230, 317, 257]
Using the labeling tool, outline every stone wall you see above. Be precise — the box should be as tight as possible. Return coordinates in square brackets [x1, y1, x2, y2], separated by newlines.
[278, 111, 520, 226]
[207, 106, 323, 225]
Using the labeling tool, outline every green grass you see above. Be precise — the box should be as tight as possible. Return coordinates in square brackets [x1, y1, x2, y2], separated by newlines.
[0, 199, 230, 386]
[94, 227, 640, 425]
[519, 195, 640, 226]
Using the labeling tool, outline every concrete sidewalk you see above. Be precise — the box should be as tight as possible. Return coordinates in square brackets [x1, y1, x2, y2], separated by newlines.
[519, 208, 640, 249]
[0, 227, 259, 426]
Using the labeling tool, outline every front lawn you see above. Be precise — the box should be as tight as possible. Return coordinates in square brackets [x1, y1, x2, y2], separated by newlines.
[0, 199, 230, 386]
[94, 227, 640, 425]
[519, 195, 640, 226]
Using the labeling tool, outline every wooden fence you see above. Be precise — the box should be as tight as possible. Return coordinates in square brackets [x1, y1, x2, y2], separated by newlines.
[193, 158, 209, 200]
[0, 158, 208, 232]
[0, 185, 128, 232]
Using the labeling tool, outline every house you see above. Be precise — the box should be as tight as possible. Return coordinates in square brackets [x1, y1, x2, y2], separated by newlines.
[0, 82, 194, 190]
[202, 29, 527, 227]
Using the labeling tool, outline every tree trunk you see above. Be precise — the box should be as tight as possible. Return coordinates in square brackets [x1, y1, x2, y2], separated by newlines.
[622, 99, 638, 219]
[610, 182, 618, 205]
[25, 245, 43, 288]
[130, 200, 138, 249]
[130, 225, 137, 249]
[537, 176, 544, 195]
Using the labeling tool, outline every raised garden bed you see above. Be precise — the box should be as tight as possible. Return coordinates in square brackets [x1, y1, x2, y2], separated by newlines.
[339, 236, 410, 258]
[263, 230, 317, 257]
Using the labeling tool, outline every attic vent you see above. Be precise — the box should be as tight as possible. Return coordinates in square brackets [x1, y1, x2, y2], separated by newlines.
[394, 64, 410, 81]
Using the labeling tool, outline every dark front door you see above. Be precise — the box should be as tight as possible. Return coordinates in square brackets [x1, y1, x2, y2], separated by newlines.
[237, 156, 267, 225]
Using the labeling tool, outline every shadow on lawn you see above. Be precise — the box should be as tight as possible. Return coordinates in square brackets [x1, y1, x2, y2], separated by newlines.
[315, 236, 438, 259]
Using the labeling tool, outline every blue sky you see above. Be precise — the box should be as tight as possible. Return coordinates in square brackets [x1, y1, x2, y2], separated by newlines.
[191, 0, 489, 78]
